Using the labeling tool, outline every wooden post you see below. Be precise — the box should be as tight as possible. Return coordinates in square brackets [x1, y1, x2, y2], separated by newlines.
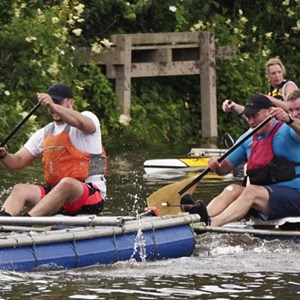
[199, 32, 218, 145]
[114, 35, 132, 116]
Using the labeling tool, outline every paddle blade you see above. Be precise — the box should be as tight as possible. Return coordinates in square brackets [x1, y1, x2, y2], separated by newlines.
[147, 116, 273, 217]
[147, 176, 198, 216]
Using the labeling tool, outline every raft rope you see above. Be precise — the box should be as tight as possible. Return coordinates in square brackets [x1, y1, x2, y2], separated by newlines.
[112, 228, 120, 262]
[151, 223, 158, 259]
[72, 234, 79, 268]
[30, 236, 38, 269]
[88, 215, 95, 226]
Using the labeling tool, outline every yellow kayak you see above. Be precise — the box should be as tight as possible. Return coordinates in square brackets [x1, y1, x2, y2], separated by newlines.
[143, 148, 227, 176]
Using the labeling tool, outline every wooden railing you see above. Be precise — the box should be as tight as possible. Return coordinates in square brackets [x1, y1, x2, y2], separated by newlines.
[78, 31, 235, 142]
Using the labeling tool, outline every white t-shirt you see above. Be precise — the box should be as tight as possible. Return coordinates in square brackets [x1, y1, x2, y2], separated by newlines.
[24, 111, 106, 196]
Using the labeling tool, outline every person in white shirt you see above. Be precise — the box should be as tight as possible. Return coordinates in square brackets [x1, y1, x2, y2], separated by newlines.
[0, 83, 107, 216]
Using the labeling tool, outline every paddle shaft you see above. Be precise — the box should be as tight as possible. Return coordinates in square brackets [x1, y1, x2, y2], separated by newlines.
[0, 102, 41, 147]
[179, 115, 273, 195]
[162, 202, 198, 207]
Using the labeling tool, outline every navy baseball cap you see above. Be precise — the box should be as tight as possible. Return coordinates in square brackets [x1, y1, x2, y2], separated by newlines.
[47, 83, 73, 101]
[242, 94, 274, 115]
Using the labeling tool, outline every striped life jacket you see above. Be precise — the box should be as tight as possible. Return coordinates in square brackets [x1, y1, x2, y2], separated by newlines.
[268, 80, 289, 100]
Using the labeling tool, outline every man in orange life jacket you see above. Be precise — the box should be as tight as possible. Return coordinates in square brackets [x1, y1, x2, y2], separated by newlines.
[186, 93, 300, 227]
[0, 83, 106, 216]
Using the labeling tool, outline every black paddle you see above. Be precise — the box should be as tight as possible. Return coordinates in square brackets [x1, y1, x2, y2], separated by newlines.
[178, 115, 273, 195]
[0, 102, 41, 147]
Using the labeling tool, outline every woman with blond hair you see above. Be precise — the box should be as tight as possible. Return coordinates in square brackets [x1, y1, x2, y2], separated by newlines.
[265, 57, 298, 106]
[222, 57, 298, 114]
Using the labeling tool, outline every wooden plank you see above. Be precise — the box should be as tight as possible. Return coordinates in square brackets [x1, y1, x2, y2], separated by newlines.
[108, 62, 201, 78]
[130, 61, 200, 77]
[132, 43, 199, 50]
[111, 32, 200, 45]
[77, 46, 235, 66]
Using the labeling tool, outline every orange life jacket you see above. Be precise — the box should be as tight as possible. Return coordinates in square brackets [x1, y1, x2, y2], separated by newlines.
[42, 124, 106, 186]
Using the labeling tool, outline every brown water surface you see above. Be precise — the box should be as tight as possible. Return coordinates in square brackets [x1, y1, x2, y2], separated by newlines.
[0, 146, 299, 299]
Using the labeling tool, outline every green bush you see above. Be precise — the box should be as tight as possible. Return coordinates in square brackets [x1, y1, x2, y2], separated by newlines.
[0, 0, 299, 151]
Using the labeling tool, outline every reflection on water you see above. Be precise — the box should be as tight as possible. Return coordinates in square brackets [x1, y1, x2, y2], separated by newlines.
[1, 268, 300, 299]
[0, 148, 300, 299]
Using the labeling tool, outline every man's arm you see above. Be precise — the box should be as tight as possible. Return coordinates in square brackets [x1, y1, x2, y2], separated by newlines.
[287, 118, 300, 137]
[267, 95, 289, 112]
[37, 93, 96, 134]
[222, 99, 245, 115]
[0, 147, 36, 170]
[50, 104, 96, 134]
[208, 157, 235, 176]
[271, 107, 300, 136]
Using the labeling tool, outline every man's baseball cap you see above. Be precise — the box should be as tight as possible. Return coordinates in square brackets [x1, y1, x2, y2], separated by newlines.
[242, 94, 274, 116]
[47, 83, 73, 101]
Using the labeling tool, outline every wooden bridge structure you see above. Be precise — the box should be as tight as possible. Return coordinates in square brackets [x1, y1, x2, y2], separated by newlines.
[80, 31, 235, 143]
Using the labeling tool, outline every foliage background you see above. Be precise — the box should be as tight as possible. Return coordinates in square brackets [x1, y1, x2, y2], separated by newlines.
[0, 0, 299, 152]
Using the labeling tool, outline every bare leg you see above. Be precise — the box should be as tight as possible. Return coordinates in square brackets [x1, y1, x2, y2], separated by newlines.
[2, 184, 42, 216]
[29, 177, 84, 216]
[207, 184, 244, 217]
[210, 185, 270, 227]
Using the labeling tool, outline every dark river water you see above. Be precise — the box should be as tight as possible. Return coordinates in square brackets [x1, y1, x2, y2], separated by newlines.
[0, 146, 299, 299]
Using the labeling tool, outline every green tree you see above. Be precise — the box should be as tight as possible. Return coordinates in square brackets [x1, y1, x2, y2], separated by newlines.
[0, 0, 299, 150]
[0, 1, 116, 151]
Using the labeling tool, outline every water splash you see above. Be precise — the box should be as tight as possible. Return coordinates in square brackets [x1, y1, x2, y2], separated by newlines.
[130, 207, 147, 262]
[130, 224, 147, 262]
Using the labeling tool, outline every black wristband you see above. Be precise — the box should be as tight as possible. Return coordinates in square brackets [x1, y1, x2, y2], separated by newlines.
[286, 114, 295, 125]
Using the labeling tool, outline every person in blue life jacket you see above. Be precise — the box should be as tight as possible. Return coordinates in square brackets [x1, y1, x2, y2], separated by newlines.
[183, 92, 300, 227]
[222, 57, 298, 115]
[205, 89, 300, 225]
[202, 58, 298, 223]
